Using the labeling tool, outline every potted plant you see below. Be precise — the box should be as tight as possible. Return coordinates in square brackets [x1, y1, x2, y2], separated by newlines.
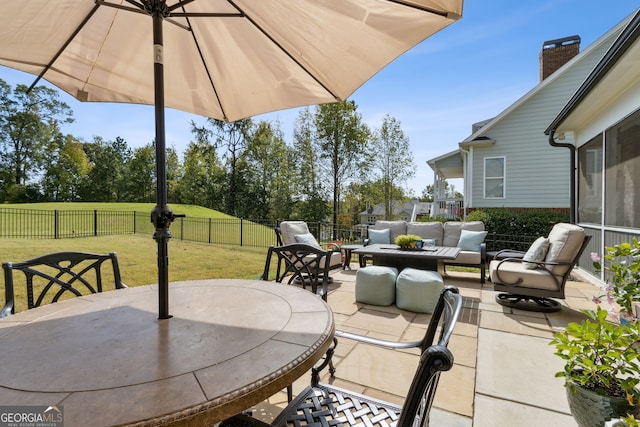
[550, 307, 640, 427]
[592, 239, 640, 323]
[395, 234, 423, 250]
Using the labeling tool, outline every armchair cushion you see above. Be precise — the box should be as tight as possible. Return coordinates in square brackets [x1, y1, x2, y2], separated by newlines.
[279, 221, 312, 245]
[368, 228, 391, 244]
[489, 259, 561, 291]
[522, 237, 550, 269]
[545, 223, 585, 276]
[294, 233, 322, 249]
[457, 230, 487, 252]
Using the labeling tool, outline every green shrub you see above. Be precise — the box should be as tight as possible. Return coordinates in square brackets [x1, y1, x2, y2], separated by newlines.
[474, 208, 569, 236]
[465, 209, 491, 224]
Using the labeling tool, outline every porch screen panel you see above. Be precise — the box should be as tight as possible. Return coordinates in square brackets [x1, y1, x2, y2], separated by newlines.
[605, 109, 640, 228]
[577, 135, 603, 224]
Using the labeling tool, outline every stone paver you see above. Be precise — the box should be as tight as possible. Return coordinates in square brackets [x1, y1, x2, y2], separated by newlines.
[250, 265, 597, 426]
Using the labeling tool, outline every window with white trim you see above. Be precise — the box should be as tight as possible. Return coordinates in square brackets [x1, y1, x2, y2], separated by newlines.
[484, 157, 505, 198]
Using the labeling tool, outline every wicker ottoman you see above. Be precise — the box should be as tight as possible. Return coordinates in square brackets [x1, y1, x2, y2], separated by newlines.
[355, 266, 399, 306]
[396, 268, 444, 313]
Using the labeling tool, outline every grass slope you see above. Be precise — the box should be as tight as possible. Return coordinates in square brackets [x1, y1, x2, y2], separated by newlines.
[1, 202, 234, 219]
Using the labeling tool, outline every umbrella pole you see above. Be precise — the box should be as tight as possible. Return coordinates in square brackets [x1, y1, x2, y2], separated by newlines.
[150, 5, 173, 320]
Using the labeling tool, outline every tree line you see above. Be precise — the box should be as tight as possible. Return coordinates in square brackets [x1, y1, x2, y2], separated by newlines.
[0, 79, 423, 225]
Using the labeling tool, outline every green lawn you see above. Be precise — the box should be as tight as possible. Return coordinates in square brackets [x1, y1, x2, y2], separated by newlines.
[0, 234, 269, 310]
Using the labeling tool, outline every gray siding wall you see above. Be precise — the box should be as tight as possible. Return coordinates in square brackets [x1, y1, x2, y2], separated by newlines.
[469, 33, 619, 209]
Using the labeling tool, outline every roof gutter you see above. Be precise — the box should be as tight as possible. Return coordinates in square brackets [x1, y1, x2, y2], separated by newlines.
[548, 131, 576, 223]
[544, 8, 640, 225]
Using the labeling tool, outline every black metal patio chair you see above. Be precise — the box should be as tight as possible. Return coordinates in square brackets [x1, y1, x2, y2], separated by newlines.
[262, 243, 333, 301]
[221, 285, 463, 427]
[1, 251, 127, 317]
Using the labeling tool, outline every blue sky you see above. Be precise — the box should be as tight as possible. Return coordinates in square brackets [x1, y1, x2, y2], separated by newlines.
[0, 1, 638, 197]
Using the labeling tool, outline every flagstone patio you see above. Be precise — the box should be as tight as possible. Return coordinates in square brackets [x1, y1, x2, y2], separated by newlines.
[250, 264, 600, 426]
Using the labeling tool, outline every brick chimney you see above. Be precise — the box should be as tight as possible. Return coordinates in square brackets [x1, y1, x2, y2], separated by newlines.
[539, 35, 580, 81]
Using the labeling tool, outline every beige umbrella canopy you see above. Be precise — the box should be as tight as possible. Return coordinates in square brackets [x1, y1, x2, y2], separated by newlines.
[0, 0, 463, 318]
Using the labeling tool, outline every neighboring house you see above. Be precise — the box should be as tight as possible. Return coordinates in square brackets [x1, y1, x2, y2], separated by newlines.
[427, 14, 633, 218]
[360, 200, 431, 224]
[545, 8, 640, 279]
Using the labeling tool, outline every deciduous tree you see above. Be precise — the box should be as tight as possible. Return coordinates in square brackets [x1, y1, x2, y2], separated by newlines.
[312, 101, 369, 238]
[0, 81, 73, 200]
[370, 114, 415, 219]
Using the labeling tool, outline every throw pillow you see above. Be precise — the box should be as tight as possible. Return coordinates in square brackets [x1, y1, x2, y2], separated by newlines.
[293, 233, 321, 249]
[457, 230, 488, 252]
[368, 228, 391, 244]
[522, 237, 550, 269]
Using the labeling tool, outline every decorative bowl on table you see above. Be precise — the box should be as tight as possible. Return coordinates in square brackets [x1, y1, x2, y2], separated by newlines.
[395, 234, 424, 250]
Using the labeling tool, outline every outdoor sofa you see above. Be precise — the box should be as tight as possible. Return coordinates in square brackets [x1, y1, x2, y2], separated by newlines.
[366, 220, 487, 283]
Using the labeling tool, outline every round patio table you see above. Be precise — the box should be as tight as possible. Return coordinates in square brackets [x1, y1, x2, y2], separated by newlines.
[0, 279, 334, 427]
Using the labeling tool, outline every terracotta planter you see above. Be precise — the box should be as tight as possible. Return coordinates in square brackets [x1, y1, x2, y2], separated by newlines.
[566, 382, 640, 427]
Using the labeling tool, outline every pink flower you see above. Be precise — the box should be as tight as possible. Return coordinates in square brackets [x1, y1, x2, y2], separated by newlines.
[591, 252, 601, 262]
[592, 296, 602, 304]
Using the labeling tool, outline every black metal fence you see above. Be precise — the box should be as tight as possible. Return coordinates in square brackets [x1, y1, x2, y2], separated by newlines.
[0, 208, 365, 249]
[484, 232, 538, 252]
[0, 207, 536, 252]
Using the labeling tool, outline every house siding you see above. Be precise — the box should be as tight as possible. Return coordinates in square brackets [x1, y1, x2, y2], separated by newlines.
[469, 32, 620, 209]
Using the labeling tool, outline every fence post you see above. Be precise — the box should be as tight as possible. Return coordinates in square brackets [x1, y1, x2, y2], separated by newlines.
[54, 210, 58, 239]
[208, 218, 212, 244]
[94, 210, 98, 236]
[133, 211, 136, 234]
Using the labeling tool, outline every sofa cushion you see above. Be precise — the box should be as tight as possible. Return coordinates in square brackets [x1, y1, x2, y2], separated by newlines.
[444, 250, 481, 265]
[442, 221, 484, 247]
[522, 237, 550, 270]
[545, 223, 585, 276]
[294, 232, 322, 249]
[368, 228, 391, 244]
[373, 221, 407, 243]
[457, 230, 487, 252]
[407, 222, 443, 246]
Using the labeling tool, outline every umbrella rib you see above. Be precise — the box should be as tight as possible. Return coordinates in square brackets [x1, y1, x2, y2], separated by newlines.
[173, 7, 233, 121]
[226, 0, 341, 102]
[97, 0, 148, 15]
[28, 4, 102, 92]
[388, 0, 459, 19]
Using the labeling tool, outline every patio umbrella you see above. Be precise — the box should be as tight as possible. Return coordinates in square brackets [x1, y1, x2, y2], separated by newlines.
[0, 0, 463, 319]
